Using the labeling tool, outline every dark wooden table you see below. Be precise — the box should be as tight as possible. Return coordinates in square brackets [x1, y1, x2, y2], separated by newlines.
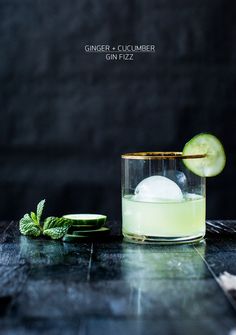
[0, 221, 236, 335]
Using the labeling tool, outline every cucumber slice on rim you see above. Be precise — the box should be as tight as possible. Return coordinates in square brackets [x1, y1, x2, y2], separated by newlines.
[183, 133, 226, 177]
[72, 227, 110, 237]
[63, 214, 107, 228]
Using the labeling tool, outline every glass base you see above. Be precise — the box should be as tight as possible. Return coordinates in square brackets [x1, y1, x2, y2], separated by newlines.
[123, 232, 205, 245]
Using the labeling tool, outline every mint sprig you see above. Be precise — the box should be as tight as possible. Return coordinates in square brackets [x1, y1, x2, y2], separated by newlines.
[19, 213, 42, 237]
[19, 200, 71, 240]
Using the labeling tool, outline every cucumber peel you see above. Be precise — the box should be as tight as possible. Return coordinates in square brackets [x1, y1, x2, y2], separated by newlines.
[183, 133, 226, 177]
[68, 224, 98, 233]
[63, 214, 106, 228]
[72, 227, 110, 237]
[63, 229, 110, 243]
[62, 234, 93, 243]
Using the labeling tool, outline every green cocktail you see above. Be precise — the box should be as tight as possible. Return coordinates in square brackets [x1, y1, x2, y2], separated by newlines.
[122, 194, 205, 239]
[121, 133, 225, 244]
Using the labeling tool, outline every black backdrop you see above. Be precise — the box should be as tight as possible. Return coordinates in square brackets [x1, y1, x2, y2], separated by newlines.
[0, 0, 235, 220]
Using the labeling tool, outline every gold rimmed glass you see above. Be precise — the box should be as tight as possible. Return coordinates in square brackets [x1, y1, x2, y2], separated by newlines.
[121, 152, 206, 244]
[121, 152, 206, 160]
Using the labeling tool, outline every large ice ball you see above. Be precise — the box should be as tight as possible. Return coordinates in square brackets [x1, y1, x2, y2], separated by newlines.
[164, 170, 188, 193]
[134, 175, 183, 202]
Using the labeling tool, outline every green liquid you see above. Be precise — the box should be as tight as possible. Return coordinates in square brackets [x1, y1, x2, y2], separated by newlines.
[122, 194, 206, 238]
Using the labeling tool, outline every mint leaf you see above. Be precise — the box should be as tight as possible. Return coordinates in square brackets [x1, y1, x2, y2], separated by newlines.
[43, 226, 69, 239]
[43, 216, 65, 230]
[43, 217, 71, 239]
[36, 199, 45, 223]
[30, 212, 38, 224]
[19, 214, 41, 237]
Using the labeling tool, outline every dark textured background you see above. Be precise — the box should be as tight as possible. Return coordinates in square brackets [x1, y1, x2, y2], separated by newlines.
[0, 0, 235, 220]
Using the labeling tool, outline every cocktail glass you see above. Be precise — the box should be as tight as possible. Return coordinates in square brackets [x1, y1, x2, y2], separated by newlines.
[121, 152, 206, 244]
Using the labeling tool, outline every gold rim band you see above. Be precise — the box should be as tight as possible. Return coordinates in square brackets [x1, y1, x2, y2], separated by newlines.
[121, 152, 206, 160]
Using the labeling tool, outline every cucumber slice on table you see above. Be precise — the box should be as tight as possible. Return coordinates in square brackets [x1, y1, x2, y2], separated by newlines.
[63, 214, 107, 229]
[68, 224, 98, 233]
[62, 234, 92, 243]
[72, 227, 110, 237]
[63, 228, 110, 243]
[183, 133, 226, 177]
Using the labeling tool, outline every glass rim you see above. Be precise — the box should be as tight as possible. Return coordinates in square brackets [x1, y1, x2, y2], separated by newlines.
[121, 151, 206, 160]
